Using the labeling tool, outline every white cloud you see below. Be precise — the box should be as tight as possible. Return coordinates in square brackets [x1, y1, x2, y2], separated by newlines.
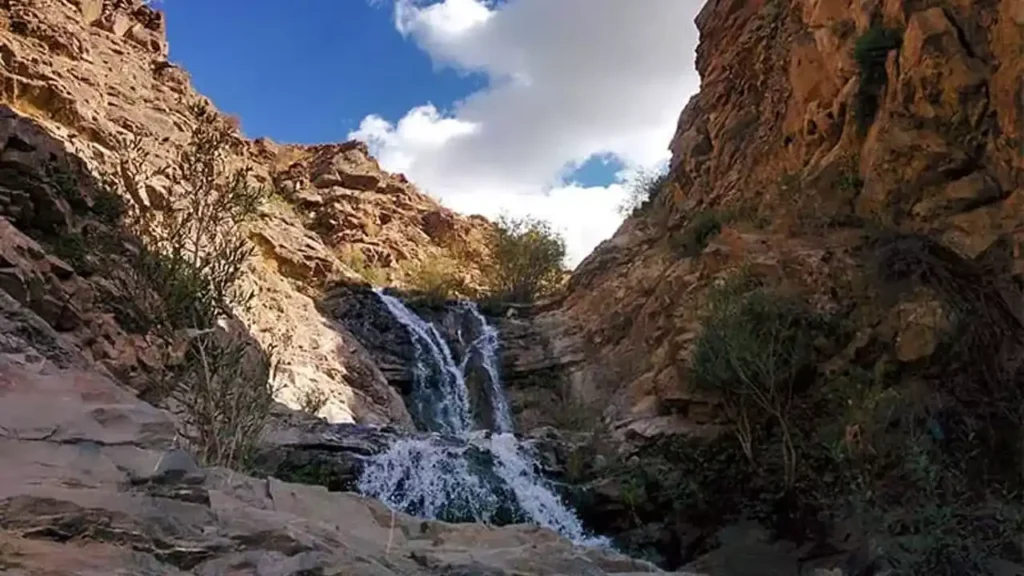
[352, 0, 702, 266]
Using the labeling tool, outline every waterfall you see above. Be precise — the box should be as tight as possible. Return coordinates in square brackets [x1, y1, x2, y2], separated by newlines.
[459, 301, 515, 434]
[360, 291, 605, 546]
[375, 291, 472, 435]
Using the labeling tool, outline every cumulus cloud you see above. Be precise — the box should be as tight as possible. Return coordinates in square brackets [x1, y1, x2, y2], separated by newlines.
[351, 0, 701, 265]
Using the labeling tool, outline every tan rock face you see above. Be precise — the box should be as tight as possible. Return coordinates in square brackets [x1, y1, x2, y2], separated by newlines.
[0, 302, 673, 575]
[0, 0, 493, 426]
[519, 0, 1024, 445]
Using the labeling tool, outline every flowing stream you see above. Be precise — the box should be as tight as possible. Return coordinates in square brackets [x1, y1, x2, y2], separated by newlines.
[358, 291, 603, 545]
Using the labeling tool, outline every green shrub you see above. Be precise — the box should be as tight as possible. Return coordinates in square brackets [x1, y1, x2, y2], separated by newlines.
[405, 252, 467, 307]
[171, 328, 278, 470]
[671, 210, 723, 258]
[106, 99, 276, 469]
[691, 276, 823, 488]
[618, 169, 669, 217]
[835, 166, 864, 193]
[856, 436, 1024, 576]
[484, 215, 567, 302]
[853, 25, 903, 132]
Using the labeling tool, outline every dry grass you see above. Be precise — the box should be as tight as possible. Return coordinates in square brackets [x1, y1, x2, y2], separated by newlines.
[297, 386, 330, 416]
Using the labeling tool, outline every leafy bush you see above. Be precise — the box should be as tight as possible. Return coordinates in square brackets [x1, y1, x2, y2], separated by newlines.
[853, 25, 903, 132]
[484, 215, 567, 302]
[691, 276, 824, 488]
[618, 169, 669, 217]
[853, 435, 1024, 576]
[672, 210, 723, 257]
[171, 327, 277, 470]
[835, 166, 865, 194]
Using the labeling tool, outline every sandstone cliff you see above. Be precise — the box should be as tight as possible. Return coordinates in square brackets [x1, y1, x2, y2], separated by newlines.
[0, 0, 491, 426]
[491, 1, 1024, 570]
[503, 0, 1023, 443]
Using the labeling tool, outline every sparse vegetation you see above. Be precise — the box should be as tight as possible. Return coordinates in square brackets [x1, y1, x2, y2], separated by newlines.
[618, 169, 669, 217]
[484, 215, 567, 302]
[691, 275, 825, 488]
[853, 25, 903, 132]
[578, 231, 1024, 572]
[835, 165, 864, 194]
[0, 536, 21, 571]
[338, 244, 389, 286]
[172, 326, 277, 470]
[103, 99, 277, 470]
[404, 252, 467, 307]
[671, 210, 723, 258]
[298, 386, 330, 416]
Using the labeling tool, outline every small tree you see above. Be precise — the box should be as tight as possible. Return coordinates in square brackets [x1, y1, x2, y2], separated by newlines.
[106, 99, 276, 469]
[485, 215, 567, 302]
[691, 276, 820, 488]
[149, 99, 266, 324]
[618, 169, 668, 217]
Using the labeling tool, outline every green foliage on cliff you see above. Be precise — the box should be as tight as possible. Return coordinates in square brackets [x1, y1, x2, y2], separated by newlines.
[338, 244, 390, 287]
[691, 276, 828, 488]
[577, 236, 1024, 573]
[484, 215, 567, 302]
[405, 252, 468, 307]
[671, 210, 723, 257]
[853, 25, 903, 132]
[618, 169, 669, 217]
[104, 99, 277, 470]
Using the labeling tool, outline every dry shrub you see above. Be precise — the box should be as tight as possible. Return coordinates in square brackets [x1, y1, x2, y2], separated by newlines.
[671, 210, 723, 258]
[405, 252, 467, 306]
[618, 169, 669, 217]
[339, 244, 389, 286]
[298, 386, 330, 416]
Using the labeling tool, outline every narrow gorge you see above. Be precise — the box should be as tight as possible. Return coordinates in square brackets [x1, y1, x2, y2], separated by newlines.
[1, 0, 1023, 574]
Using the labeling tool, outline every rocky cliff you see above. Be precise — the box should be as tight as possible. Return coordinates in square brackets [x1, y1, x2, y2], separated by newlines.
[494, 0, 1024, 570]
[0, 0, 492, 426]
[503, 0, 1023, 443]
[3, 0, 1024, 573]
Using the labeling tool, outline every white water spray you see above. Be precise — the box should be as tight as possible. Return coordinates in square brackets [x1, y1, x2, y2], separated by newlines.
[460, 301, 515, 434]
[375, 290, 472, 435]
[362, 291, 603, 546]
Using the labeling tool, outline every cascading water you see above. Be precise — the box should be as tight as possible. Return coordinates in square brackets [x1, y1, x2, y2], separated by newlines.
[459, 301, 515, 434]
[359, 291, 604, 546]
[375, 291, 472, 435]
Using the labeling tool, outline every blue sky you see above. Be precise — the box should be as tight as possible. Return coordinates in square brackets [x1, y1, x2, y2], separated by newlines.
[161, 0, 700, 264]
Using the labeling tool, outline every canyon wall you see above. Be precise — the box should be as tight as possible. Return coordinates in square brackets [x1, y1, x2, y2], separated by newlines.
[501, 0, 1024, 446]
[0, 0, 492, 427]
